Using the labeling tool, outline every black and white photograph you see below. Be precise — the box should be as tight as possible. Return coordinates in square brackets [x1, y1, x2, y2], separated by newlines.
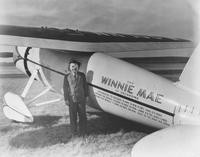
[0, 0, 200, 157]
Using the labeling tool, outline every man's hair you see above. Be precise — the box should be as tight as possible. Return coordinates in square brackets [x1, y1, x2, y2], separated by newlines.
[68, 59, 81, 69]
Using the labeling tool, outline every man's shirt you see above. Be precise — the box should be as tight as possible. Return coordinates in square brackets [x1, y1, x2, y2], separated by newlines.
[63, 72, 88, 103]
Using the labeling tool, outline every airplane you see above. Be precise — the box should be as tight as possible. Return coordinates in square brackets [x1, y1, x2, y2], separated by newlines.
[0, 24, 200, 157]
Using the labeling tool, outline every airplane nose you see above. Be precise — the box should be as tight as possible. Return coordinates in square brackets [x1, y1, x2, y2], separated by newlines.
[14, 46, 40, 77]
[13, 46, 28, 75]
[13, 47, 21, 65]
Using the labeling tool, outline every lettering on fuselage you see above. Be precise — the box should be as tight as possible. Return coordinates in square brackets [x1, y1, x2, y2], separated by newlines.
[101, 76, 164, 104]
[137, 89, 164, 104]
[92, 76, 172, 127]
[101, 76, 134, 95]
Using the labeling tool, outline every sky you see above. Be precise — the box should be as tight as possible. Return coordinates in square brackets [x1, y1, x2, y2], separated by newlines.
[0, 0, 199, 42]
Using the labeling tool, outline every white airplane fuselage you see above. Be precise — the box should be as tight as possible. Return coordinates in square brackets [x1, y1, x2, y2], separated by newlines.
[14, 46, 200, 128]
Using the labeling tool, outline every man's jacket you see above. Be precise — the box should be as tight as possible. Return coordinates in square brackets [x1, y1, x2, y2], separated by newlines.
[63, 72, 88, 103]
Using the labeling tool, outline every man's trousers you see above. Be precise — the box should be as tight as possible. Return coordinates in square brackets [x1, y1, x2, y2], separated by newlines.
[69, 102, 87, 136]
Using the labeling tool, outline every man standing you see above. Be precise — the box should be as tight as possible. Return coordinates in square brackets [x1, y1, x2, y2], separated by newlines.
[63, 59, 88, 137]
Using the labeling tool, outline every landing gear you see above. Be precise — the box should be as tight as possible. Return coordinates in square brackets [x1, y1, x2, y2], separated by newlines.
[3, 68, 62, 123]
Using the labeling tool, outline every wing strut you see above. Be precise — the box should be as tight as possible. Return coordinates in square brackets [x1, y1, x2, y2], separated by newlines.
[3, 69, 62, 123]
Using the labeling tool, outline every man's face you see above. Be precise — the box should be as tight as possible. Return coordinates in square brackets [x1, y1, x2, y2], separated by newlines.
[69, 63, 79, 74]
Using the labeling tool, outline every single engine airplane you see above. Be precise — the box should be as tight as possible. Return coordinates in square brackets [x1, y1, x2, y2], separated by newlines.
[0, 24, 200, 157]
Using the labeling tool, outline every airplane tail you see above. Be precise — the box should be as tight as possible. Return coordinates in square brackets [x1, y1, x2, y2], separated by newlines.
[178, 43, 200, 93]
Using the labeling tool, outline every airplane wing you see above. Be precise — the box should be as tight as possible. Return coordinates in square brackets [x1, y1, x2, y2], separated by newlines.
[132, 124, 200, 157]
[0, 25, 195, 81]
[0, 25, 194, 52]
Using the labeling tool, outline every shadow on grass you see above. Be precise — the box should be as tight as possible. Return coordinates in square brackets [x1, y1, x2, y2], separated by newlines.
[9, 112, 156, 149]
[32, 115, 63, 127]
[10, 124, 72, 148]
[0, 115, 63, 134]
[87, 111, 157, 134]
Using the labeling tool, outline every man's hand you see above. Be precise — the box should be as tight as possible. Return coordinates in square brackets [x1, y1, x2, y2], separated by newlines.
[65, 100, 70, 106]
[86, 97, 89, 104]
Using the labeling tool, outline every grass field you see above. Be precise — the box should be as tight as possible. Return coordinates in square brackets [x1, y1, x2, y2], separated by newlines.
[0, 77, 156, 157]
